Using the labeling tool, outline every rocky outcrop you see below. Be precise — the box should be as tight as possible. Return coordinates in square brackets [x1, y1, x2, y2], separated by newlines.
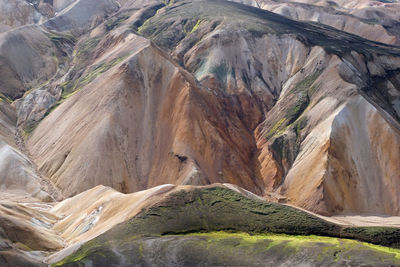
[15, 88, 60, 130]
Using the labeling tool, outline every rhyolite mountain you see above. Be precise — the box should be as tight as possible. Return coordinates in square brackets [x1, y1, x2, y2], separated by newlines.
[0, 0, 400, 266]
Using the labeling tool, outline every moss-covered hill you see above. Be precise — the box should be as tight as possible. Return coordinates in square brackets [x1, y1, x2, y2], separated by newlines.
[54, 186, 400, 266]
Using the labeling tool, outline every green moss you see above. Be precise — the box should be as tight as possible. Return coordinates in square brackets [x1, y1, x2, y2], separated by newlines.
[14, 242, 33, 252]
[287, 92, 309, 124]
[0, 92, 13, 104]
[294, 116, 308, 142]
[266, 118, 287, 139]
[189, 19, 203, 34]
[69, 55, 129, 95]
[137, 16, 154, 34]
[73, 37, 101, 67]
[56, 232, 400, 266]
[265, 71, 322, 142]
[284, 70, 324, 124]
[292, 70, 323, 94]
[52, 240, 120, 267]
[363, 242, 400, 259]
[105, 15, 130, 31]
[46, 32, 76, 46]
[121, 187, 400, 248]
[43, 89, 78, 117]
[80, 56, 127, 85]
[93, 187, 342, 242]
[45, 55, 128, 117]
[182, 18, 204, 35]
[23, 121, 39, 136]
[342, 227, 400, 248]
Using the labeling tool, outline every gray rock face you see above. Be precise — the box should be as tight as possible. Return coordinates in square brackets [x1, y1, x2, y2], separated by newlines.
[44, 0, 120, 33]
[0, 25, 58, 99]
[15, 88, 60, 129]
[0, 0, 43, 33]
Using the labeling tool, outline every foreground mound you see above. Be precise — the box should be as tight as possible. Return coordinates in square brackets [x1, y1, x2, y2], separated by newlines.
[1, 184, 399, 266]
[49, 185, 400, 266]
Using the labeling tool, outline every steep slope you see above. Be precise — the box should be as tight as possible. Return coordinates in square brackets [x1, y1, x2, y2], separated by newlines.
[27, 32, 260, 197]
[273, 95, 400, 215]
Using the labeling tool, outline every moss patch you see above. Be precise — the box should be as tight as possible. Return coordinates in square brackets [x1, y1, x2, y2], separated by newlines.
[55, 232, 400, 266]
[23, 121, 39, 136]
[294, 116, 308, 142]
[292, 70, 323, 95]
[44, 55, 128, 117]
[46, 32, 76, 47]
[188, 19, 203, 34]
[52, 240, 120, 267]
[266, 118, 287, 139]
[73, 37, 101, 68]
[105, 15, 130, 31]
[0, 93, 13, 104]
[66, 55, 128, 96]
[342, 227, 400, 249]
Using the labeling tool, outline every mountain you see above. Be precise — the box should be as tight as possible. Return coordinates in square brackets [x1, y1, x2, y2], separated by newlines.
[0, 0, 400, 266]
